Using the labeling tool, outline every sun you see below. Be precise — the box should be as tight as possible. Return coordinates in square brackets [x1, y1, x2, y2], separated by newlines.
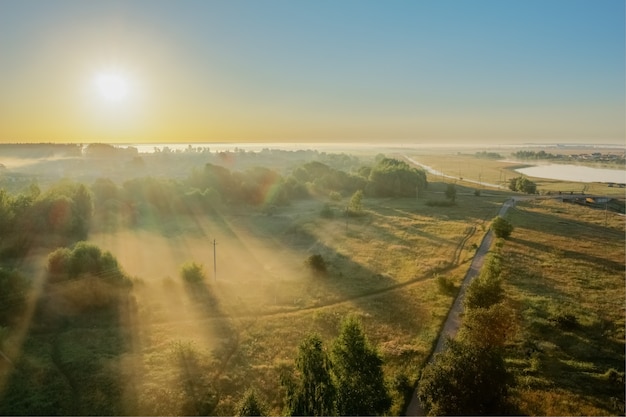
[95, 72, 129, 102]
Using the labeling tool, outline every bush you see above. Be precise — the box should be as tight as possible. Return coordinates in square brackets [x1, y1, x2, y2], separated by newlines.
[491, 216, 513, 238]
[508, 176, 537, 194]
[549, 310, 579, 330]
[46, 242, 130, 286]
[328, 191, 342, 202]
[180, 262, 206, 283]
[436, 274, 455, 295]
[305, 254, 327, 275]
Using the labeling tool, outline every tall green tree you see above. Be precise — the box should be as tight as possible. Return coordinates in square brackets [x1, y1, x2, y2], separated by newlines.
[508, 176, 537, 194]
[284, 334, 336, 416]
[418, 339, 513, 415]
[367, 158, 427, 197]
[331, 316, 390, 416]
[237, 389, 266, 416]
[445, 183, 457, 202]
[347, 190, 363, 216]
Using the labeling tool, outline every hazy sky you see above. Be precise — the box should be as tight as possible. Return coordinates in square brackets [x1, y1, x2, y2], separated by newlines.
[0, 0, 624, 144]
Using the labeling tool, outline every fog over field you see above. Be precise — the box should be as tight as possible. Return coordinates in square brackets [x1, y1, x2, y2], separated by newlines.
[0, 0, 624, 414]
[0, 141, 623, 415]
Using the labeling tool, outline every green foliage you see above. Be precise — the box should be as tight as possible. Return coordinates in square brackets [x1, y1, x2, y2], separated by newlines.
[237, 389, 267, 416]
[459, 302, 517, 348]
[291, 161, 365, 196]
[305, 254, 327, 275]
[47, 242, 130, 286]
[328, 191, 342, 201]
[0, 268, 28, 326]
[331, 316, 391, 416]
[445, 183, 457, 202]
[180, 261, 206, 283]
[418, 339, 513, 415]
[512, 150, 558, 160]
[465, 253, 503, 310]
[435, 274, 456, 295]
[347, 189, 363, 216]
[508, 176, 537, 194]
[367, 158, 427, 197]
[475, 151, 502, 159]
[285, 334, 336, 416]
[492, 216, 514, 238]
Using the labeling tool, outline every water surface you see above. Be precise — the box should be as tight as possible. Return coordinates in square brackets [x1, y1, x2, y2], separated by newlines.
[515, 164, 625, 183]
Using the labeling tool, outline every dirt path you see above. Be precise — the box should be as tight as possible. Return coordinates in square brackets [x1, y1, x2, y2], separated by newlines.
[405, 198, 515, 416]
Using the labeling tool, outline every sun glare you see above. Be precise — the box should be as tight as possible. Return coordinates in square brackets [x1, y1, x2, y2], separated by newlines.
[95, 72, 129, 102]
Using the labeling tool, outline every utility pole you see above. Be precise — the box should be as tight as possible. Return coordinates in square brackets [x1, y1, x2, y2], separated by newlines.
[213, 239, 217, 280]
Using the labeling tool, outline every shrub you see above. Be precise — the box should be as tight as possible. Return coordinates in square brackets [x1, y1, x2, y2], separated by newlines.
[491, 216, 514, 238]
[180, 262, 206, 283]
[305, 254, 327, 275]
[328, 191, 342, 202]
[436, 274, 455, 295]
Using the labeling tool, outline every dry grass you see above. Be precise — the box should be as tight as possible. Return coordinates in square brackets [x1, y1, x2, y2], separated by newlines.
[407, 151, 626, 197]
[78, 189, 510, 415]
[500, 199, 625, 415]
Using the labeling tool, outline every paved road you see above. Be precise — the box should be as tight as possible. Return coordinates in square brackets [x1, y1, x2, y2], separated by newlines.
[405, 198, 516, 416]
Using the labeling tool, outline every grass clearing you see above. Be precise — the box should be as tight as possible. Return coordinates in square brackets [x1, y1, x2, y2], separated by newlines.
[501, 198, 625, 415]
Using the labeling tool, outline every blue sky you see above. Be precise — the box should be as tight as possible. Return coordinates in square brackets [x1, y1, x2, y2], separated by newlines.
[0, 0, 623, 144]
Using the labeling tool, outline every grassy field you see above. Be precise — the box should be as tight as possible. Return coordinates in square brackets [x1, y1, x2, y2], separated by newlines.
[500, 198, 625, 415]
[1, 150, 624, 415]
[0, 179, 513, 415]
[404, 151, 626, 197]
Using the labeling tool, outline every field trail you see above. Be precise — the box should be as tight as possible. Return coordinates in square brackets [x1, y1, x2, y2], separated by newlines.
[405, 198, 515, 416]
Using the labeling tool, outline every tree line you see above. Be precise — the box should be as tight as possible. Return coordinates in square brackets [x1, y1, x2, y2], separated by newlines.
[418, 252, 517, 415]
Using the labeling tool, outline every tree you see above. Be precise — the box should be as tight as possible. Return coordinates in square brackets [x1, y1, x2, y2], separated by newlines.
[331, 316, 390, 415]
[237, 389, 266, 416]
[347, 190, 363, 216]
[418, 339, 513, 415]
[464, 254, 504, 310]
[180, 262, 206, 283]
[445, 183, 457, 202]
[459, 302, 517, 348]
[492, 216, 514, 238]
[284, 334, 336, 416]
[367, 158, 427, 197]
[305, 254, 327, 275]
[508, 176, 537, 194]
